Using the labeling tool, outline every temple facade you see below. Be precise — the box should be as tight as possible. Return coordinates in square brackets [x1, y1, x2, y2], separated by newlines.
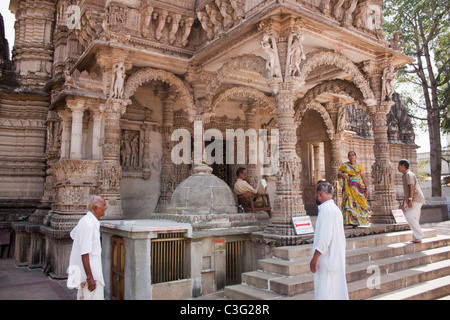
[1, 0, 418, 295]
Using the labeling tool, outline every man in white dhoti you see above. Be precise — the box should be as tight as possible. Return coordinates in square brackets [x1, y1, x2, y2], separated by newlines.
[310, 181, 349, 300]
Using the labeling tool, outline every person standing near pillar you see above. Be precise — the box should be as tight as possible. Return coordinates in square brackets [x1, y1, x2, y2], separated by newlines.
[310, 181, 349, 300]
[68, 195, 107, 300]
[338, 151, 370, 228]
[398, 159, 425, 243]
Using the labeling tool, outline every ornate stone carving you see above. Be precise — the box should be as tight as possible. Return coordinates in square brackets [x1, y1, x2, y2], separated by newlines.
[389, 31, 403, 51]
[196, 0, 244, 41]
[120, 130, 140, 169]
[261, 31, 282, 79]
[320, 0, 384, 38]
[286, 32, 306, 77]
[209, 86, 275, 114]
[381, 64, 396, 102]
[300, 50, 375, 102]
[295, 100, 335, 140]
[206, 54, 267, 103]
[52, 159, 101, 213]
[110, 61, 126, 99]
[124, 67, 195, 117]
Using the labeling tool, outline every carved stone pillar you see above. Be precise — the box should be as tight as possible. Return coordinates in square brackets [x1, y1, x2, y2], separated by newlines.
[264, 87, 306, 242]
[66, 97, 86, 160]
[141, 123, 153, 180]
[157, 90, 178, 213]
[244, 104, 258, 186]
[364, 58, 398, 223]
[95, 48, 131, 219]
[259, 16, 308, 245]
[92, 109, 103, 160]
[370, 104, 397, 223]
[99, 99, 126, 219]
[57, 110, 71, 159]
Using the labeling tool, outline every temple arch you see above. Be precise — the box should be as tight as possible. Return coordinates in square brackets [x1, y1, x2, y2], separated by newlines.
[209, 86, 275, 114]
[124, 67, 195, 117]
[205, 54, 268, 103]
[299, 50, 375, 102]
[295, 100, 335, 140]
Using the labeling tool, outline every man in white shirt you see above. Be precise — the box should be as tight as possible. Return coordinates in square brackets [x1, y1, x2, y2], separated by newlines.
[310, 181, 349, 300]
[398, 159, 425, 243]
[68, 195, 107, 300]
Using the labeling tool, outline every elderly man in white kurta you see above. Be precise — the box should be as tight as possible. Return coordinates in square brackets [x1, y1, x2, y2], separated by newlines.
[310, 181, 349, 300]
[68, 195, 107, 300]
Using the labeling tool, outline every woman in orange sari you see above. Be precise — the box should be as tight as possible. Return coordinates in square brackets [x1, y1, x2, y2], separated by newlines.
[338, 151, 370, 227]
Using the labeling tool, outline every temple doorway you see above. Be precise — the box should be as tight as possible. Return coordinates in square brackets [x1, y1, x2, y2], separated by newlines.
[297, 109, 332, 214]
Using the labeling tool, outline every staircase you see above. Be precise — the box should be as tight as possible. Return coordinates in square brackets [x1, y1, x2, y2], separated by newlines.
[224, 229, 450, 300]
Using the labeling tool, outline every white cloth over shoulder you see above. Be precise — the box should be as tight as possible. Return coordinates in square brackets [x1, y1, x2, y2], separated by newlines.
[68, 211, 105, 289]
[313, 199, 349, 300]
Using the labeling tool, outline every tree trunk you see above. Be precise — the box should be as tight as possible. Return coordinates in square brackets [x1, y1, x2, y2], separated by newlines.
[428, 110, 442, 197]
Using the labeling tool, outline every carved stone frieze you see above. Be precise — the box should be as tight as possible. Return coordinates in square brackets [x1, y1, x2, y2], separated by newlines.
[196, 0, 245, 41]
[209, 86, 275, 115]
[300, 50, 375, 102]
[124, 68, 195, 117]
[319, 0, 384, 38]
[52, 159, 101, 213]
[75, 2, 197, 49]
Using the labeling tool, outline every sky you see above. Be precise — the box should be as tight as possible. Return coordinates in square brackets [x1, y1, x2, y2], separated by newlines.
[0, 1, 444, 154]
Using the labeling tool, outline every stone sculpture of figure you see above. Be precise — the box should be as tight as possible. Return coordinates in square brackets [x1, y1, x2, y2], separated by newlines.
[320, 0, 332, 15]
[382, 64, 395, 101]
[333, 0, 346, 21]
[168, 14, 182, 44]
[215, 0, 234, 29]
[353, 0, 370, 30]
[287, 33, 306, 77]
[181, 17, 195, 47]
[337, 106, 348, 133]
[111, 61, 125, 99]
[229, 0, 245, 21]
[206, 3, 224, 36]
[389, 31, 402, 51]
[142, 6, 154, 37]
[342, 0, 358, 26]
[155, 10, 168, 41]
[130, 134, 139, 169]
[261, 33, 282, 78]
[121, 132, 131, 167]
[198, 11, 214, 40]
[372, 6, 383, 32]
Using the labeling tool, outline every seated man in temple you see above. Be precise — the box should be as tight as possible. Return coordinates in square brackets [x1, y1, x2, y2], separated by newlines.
[234, 167, 266, 207]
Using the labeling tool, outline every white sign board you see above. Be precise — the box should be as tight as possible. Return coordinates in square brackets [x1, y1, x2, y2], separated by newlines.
[292, 216, 314, 235]
[392, 209, 408, 224]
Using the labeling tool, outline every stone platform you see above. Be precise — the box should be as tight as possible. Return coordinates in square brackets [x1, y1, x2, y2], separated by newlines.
[224, 225, 450, 300]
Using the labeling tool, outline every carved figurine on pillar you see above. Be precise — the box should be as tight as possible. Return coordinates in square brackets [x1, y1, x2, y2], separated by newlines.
[259, 17, 308, 245]
[96, 49, 132, 220]
[364, 59, 398, 223]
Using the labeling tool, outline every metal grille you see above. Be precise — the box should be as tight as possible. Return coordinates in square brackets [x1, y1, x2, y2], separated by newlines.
[226, 241, 245, 286]
[151, 233, 186, 284]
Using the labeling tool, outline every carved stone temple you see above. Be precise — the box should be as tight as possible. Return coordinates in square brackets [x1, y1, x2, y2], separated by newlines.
[1, 0, 418, 298]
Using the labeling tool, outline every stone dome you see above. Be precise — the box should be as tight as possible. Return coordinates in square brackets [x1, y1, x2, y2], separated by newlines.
[167, 163, 238, 214]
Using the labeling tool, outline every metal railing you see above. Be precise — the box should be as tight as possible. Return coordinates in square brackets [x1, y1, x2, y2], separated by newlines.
[226, 240, 245, 286]
[151, 233, 187, 284]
